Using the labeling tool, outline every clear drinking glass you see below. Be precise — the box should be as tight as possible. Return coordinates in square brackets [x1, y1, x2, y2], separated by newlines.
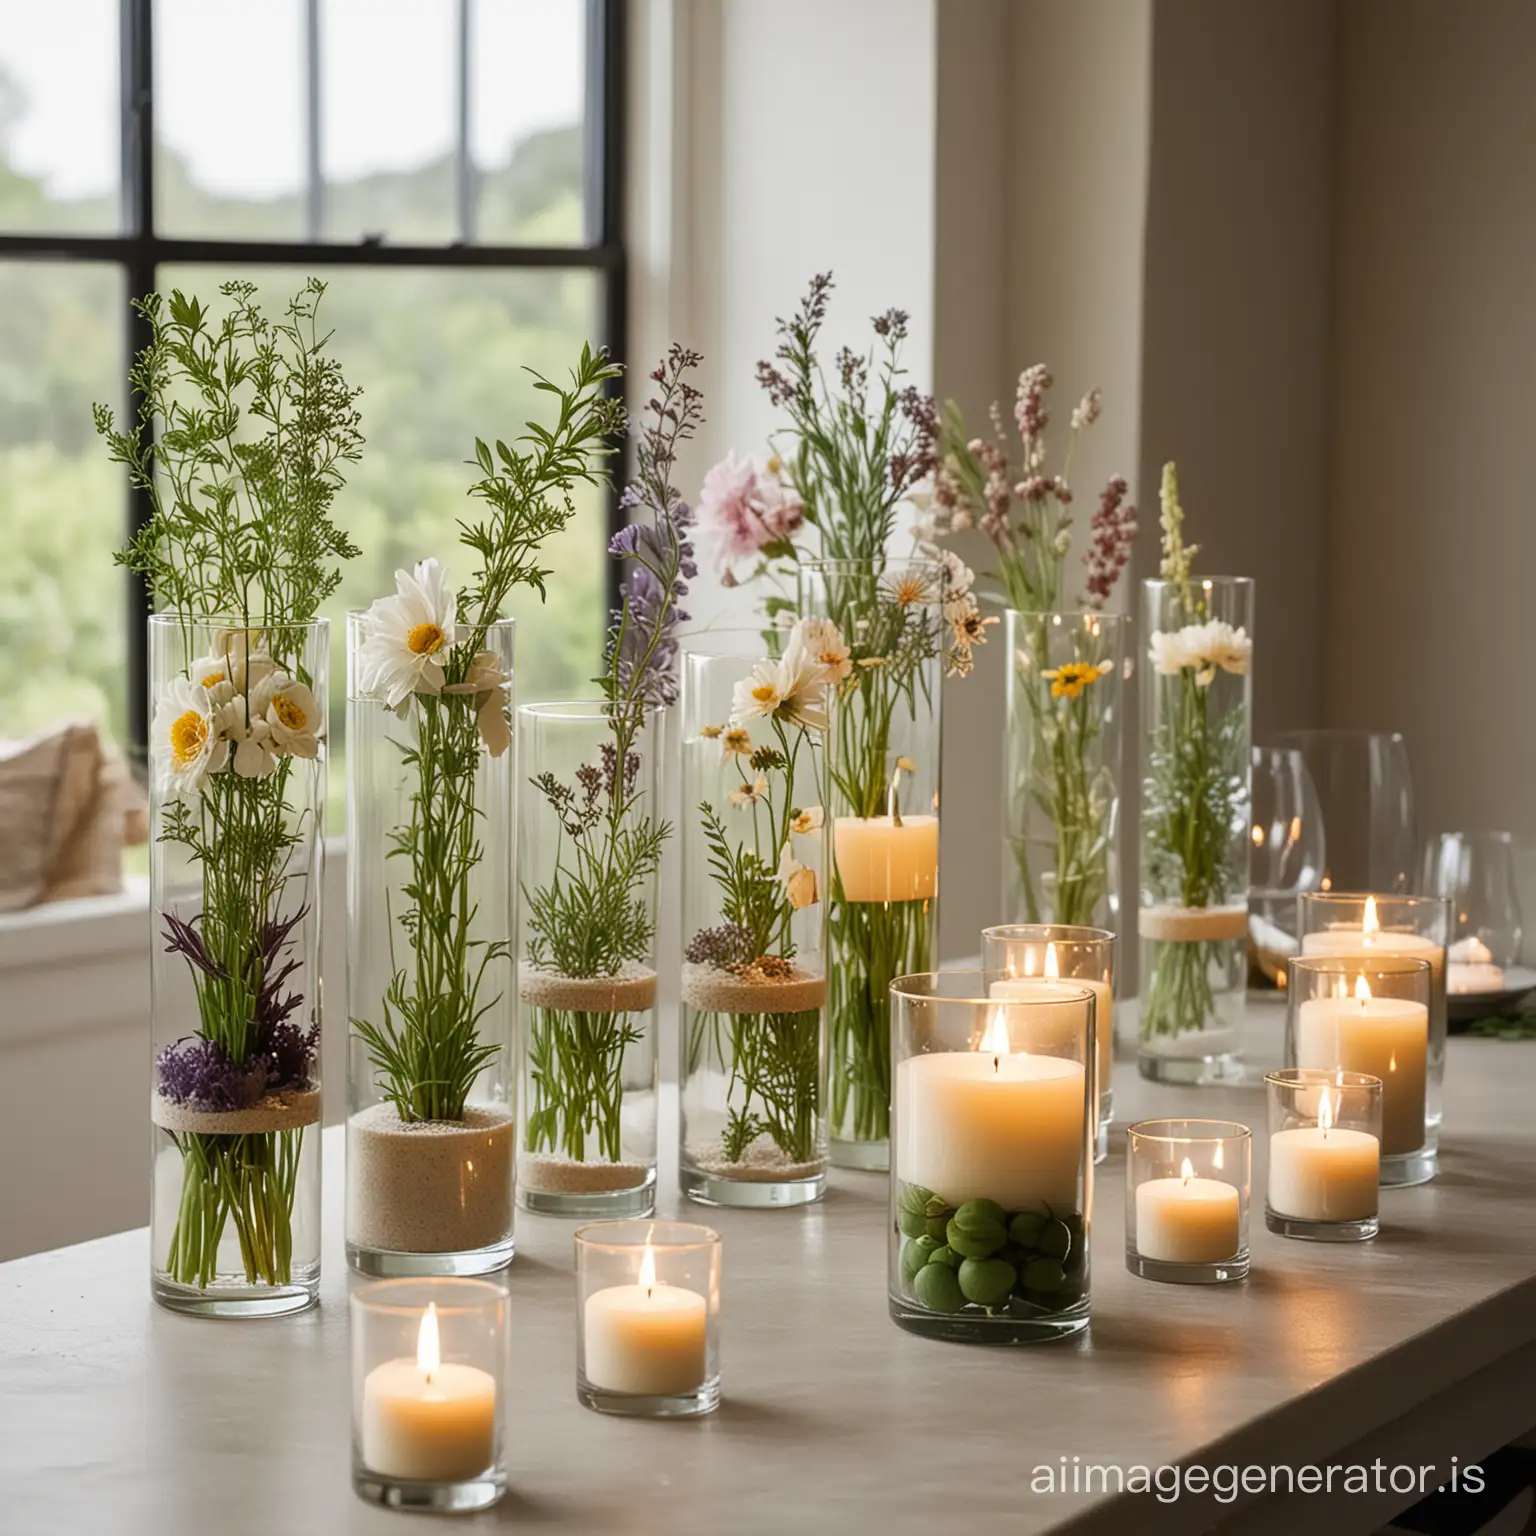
[351, 1278, 508, 1513]
[1248, 745, 1327, 991]
[148, 616, 326, 1317]
[889, 971, 1095, 1343]
[574, 1220, 722, 1417]
[345, 614, 516, 1276]
[515, 701, 663, 1216]
[1125, 1119, 1251, 1285]
[678, 642, 828, 1207]
[801, 558, 943, 1172]
[1287, 940, 1440, 1186]
[981, 923, 1115, 1163]
[1138, 577, 1255, 1082]
[1274, 729, 1416, 893]
[1002, 609, 1126, 931]
[1422, 831, 1525, 992]
[1265, 1068, 1382, 1242]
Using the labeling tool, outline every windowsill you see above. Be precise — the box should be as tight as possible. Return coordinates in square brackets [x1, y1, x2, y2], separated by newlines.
[0, 878, 149, 976]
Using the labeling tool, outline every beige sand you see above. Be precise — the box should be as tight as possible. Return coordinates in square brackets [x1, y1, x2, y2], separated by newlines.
[347, 1103, 515, 1255]
[685, 1137, 825, 1184]
[518, 1153, 650, 1193]
[151, 1086, 321, 1137]
[1138, 904, 1249, 942]
[518, 963, 657, 1012]
[680, 962, 826, 1016]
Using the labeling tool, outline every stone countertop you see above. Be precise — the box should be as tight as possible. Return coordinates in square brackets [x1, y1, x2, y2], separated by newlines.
[3, 1012, 1534, 1536]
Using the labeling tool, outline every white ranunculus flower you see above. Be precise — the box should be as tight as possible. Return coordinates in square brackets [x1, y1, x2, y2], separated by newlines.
[776, 841, 818, 910]
[356, 558, 459, 711]
[1149, 621, 1252, 686]
[256, 672, 325, 760]
[1148, 627, 1198, 677]
[443, 650, 512, 758]
[151, 676, 229, 800]
[1201, 621, 1252, 678]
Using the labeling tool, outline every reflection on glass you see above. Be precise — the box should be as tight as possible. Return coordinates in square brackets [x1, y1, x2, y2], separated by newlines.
[1274, 729, 1416, 894]
[1422, 831, 1525, 980]
[155, 0, 306, 238]
[0, 261, 126, 740]
[1248, 746, 1326, 991]
[0, 0, 119, 233]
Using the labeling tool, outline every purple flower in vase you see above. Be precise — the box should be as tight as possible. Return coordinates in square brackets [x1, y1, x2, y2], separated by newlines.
[156, 1036, 269, 1112]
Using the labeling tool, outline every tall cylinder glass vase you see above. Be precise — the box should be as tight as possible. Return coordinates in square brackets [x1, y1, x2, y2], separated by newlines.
[678, 642, 828, 1207]
[800, 557, 943, 1171]
[515, 701, 663, 1216]
[148, 616, 327, 1317]
[1137, 577, 1255, 1082]
[345, 615, 516, 1276]
[1003, 609, 1126, 931]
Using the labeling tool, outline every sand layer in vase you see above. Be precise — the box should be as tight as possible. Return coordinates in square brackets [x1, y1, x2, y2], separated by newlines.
[518, 963, 657, 1013]
[1139, 904, 1249, 942]
[518, 1154, 650, 1194]
[685, 1137, 824, 1184]
[680, 962, 826, 1016]
[348, 1103, 514, 1254]
[152, 1086, 321, 1137]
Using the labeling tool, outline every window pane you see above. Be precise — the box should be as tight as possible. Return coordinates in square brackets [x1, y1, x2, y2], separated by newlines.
[0, 262, 127, 741]
[0, 0, 120, 233]
[155, 264, 607, 815]
[322, 0, 456, 243]
[472, 0, 586, 245]
[155, 0, 307, 239]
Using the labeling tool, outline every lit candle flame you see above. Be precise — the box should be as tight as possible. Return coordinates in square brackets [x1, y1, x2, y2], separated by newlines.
[1319, 1089, 1335, 1138]
[1251, 824, 1265, 848]
[638, 1242, 657, 1295]
[1362, 895, 1379, 938]
[980, 1007, 1012, 1066]
[1354, 973, 1372, 1005]
[1213, 1142, 1224, 1171]
[417, 1302, 441, 1381]
[1044, 943, 1060, 979]
[1180, 1157, 1195, 1185]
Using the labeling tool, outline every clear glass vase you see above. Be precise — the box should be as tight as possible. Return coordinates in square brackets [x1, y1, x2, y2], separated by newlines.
[1003, 609, 1126, 930]
[1137, 576, 1255, 1082]
[345, 615, 516, 1276]
[148, 616, 327, 1316]
[800, 557, 944, 1171]
[515, 701, 663, 1216]
[678, 642, 828, 1207]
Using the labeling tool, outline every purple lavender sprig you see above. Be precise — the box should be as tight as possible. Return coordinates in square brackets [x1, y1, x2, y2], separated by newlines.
[685, 923, 756, 968]
[601, 345, 704, 711]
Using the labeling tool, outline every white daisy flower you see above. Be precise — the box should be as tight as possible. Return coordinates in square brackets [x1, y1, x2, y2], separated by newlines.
[720, 726, 752, 760]
[729, 774, 769, 808]
[217, 691, 279, 779]
[151, 676, 229, 800]
[356, 558, 459, 711]
[789, 617, 852, 684]
[790, 805, 824, 836]
[731, 657, 785, 724]
[443, 650, 512, 758]
[256, 672, 325, 760]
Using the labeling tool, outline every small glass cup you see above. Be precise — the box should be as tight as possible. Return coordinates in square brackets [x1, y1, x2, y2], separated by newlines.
[574, 1220, 721, 1417]
[982, 923, 1114, 1163]
[1265, 1069, 1382, 1241]
[1125, 1119, 1251, 1285]
[351, 1278, 508, 1514]
[1422, 831, 1525, 992]
[1285, 952, 1437, 1186]
[889, 971, 1095, 1343]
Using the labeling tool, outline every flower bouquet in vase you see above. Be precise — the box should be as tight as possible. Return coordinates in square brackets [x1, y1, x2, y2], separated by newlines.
[678, 622, 840, 1206]
[99, 280, 362, 1315]
[346, 347, 622, 1274]
[516, 346, 699, 1215]
[1138, 464, 1255, 1082]
[702, 274, 992, 1169]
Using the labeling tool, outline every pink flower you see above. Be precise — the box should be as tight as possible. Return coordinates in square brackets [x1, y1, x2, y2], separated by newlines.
[696, 451, 805, 576]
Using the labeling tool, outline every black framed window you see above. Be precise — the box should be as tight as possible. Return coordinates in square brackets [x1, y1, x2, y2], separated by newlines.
[0, 0, 625, 767]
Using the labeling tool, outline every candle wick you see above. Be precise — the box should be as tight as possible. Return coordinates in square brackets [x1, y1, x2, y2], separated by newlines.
[992, 1054, 999, 1074]
[646, 1286, 653, 1301]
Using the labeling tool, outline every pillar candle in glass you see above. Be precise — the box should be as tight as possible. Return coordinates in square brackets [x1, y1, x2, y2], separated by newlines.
[1126, 1119, 1251, 1284]
[801, 558, 944, 1172]
[983, 923, 1115, 1163]
[890, 971, 1094, 1344]
[351, 1278, 508, 1513]
[1265, 1068, 1382, 1241]
[1286, 948, 1437, 1186]
[574, 1220, 722, 1417]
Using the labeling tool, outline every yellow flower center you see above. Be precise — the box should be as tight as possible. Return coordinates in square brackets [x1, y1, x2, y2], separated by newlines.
[891, 575, 931, 606]
[408, 622, 445, 656]
[200, 671, 226, 688]
[169, 710, 208, 767]
[751, 683, 778, 704]
[1049, 663, 1102, 700]
[271, 695, 307, 731]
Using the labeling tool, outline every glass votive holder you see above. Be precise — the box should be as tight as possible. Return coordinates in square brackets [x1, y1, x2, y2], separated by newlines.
[889, 971, 1095, 1344]
[982, 923, 1115, 1164]
[1265, 1069, 1382, 1242]
[351, 1278, 508, 1514]
[574, 1220, 721, 1417]
[1125, 1119, 1251, 1285]
[1286, 950, 1437, 1187]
